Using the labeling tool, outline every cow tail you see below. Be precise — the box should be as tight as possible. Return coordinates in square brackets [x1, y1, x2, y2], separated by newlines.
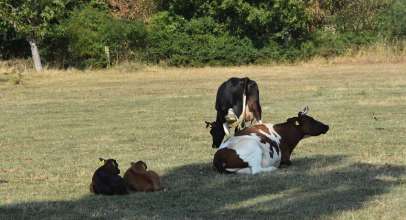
[242, 77, 249, 96]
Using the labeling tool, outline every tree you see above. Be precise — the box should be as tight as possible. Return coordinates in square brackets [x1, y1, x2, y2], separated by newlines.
[0, 0, 66, 71]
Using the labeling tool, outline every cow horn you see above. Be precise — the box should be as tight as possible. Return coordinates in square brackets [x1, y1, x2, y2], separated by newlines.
[299, 106, 309, 115]
[99, 158, 106, 162]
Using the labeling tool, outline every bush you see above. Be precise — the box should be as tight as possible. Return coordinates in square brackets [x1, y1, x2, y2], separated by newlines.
[156, 0, 313, 47]
[64, 6, 146, 68]
[378, 0, 406, 40]
[145, 12, 258, 66]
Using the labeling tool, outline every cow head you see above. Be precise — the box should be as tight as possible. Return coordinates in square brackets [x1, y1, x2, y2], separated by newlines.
[280, 107, 329, 167]
[130, 160, 148, 171]
[294, 106, 329, 136]
[99, 158, 120, 175]
[205, 121, 225, 148]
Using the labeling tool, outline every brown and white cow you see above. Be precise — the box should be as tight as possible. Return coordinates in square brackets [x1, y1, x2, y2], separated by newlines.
[213, 107, 329, 174]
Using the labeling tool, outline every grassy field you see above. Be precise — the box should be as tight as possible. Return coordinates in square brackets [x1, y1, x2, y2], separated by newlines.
[0, 63, 405, 219]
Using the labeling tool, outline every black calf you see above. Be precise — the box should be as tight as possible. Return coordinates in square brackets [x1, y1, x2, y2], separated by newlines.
[90, 158, 128, 195]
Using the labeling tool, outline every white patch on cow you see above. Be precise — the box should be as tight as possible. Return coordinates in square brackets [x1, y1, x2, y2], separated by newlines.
[225, 167, 251, 174]
[263, 123, 282, 145]
[260, 142, 272, 167]
[223, 123, 231, 136]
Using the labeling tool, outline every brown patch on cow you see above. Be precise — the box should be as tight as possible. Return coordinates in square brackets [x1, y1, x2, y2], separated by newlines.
[235, 124, 269, 136]
[273, 121, 304, 166]
[123, 161, 163, 192]
[246, 97, 262, 122]
[235, 124, 279, 155]
[213, 148, 248, 173]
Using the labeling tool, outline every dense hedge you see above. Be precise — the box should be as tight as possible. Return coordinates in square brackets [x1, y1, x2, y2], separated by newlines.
[145, 13, 258, 66]
[0, 0, 405, 68]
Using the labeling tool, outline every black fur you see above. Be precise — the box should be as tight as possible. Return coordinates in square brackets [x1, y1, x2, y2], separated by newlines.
[90, 158, 128, 195]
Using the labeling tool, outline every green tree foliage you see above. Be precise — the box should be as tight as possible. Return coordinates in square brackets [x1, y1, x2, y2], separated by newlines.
[0, 0, 67, 70]
[378, 0, 406, 39]
[0, 0, 66, 40]
[0, 19, 31, 59]
[64, 5, 146, 68]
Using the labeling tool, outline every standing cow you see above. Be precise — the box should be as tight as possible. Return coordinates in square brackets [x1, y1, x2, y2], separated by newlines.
[206, 77, 262, 148]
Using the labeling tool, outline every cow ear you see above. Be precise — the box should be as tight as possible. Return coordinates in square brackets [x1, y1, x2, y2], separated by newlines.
[287, 117, 300, 126]
[205, 121, 214, 128]
[287, 117, 298, 125]
[99, 158, 106, 163]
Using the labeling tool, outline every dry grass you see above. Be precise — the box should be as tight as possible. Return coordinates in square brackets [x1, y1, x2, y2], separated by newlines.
[0, 62, 405, 219]
[304, 42, 406, 66]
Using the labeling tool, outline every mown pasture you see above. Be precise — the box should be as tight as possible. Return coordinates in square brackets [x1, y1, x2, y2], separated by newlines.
[0, 63, 405, 219]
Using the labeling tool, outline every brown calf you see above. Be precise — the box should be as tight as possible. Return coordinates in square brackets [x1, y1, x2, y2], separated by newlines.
[123, 161, 163, 192]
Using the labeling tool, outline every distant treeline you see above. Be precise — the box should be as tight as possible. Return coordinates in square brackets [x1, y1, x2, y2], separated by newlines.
[1, 0, 405, 68]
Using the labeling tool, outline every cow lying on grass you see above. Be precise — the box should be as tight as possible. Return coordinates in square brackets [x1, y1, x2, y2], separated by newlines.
[123, 161, 163, 192]
[213, 107, 329, 174]
[206, 77, 262, 148]
[90, 158, 128, 195]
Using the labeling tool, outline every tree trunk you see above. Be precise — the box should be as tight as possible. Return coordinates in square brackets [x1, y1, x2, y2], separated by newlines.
[28, 39, 43, 72]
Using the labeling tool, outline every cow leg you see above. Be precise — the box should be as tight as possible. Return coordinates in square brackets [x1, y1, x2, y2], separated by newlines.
[246, 98, 262, 123]
[212, 112, 226, 148]
[213, 148, 249, 173]
[222, 123, 231, 136]
[235, 167, 252, 174]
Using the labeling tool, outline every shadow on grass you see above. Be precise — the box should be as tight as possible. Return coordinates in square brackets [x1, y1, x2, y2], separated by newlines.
[1, 155, 405, 219]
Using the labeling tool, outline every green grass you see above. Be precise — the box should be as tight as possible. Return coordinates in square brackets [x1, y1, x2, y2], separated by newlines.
[0, 63, 405, 219]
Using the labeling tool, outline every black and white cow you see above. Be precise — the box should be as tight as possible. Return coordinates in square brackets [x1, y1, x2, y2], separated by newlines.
[213, 107, 329, 174]
[206, 77, 262, 148]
